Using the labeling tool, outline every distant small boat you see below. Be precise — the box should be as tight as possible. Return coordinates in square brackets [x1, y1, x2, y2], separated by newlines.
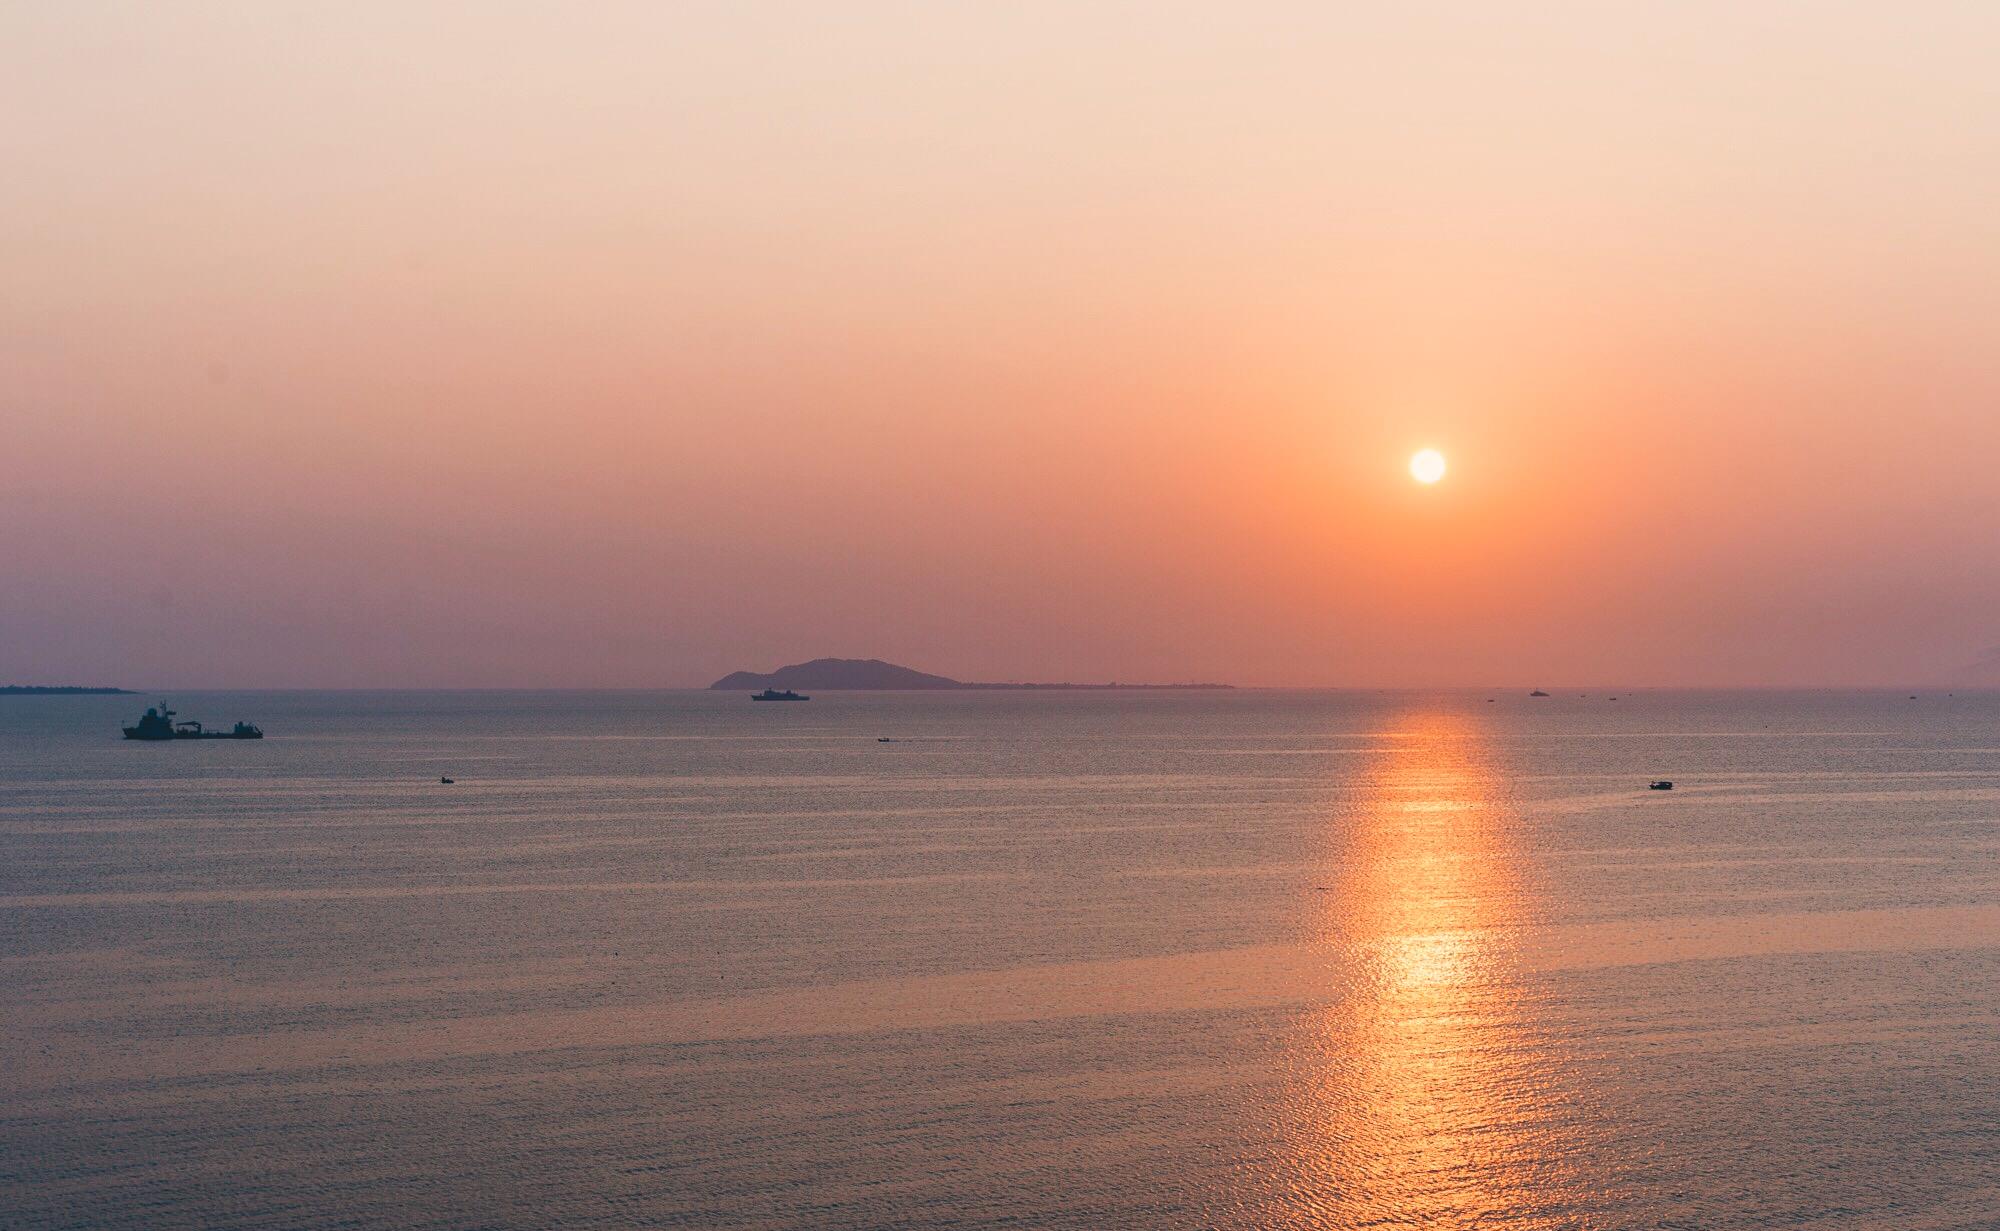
[1649, 780, 1673, 790]
[440, 777, 455, 784]
[752, 689, 808, 701]
[877, 737, 894, 742]
[1529, 689, 1550, 697]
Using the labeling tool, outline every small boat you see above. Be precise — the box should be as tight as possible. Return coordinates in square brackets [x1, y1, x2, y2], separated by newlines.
[1649, 780, 1674, 790]
[752, 689, 808, 701]
[877, 737, 894, 742]
[1529, 689, 1550, 697]
[440, 777, 455, 784]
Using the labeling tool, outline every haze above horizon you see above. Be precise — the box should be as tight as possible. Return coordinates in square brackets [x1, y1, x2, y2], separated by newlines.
[6, 3, 1999, 689]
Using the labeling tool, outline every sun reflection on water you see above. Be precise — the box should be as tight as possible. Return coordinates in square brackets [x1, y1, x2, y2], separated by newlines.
[1260, 709, 1604, 1228]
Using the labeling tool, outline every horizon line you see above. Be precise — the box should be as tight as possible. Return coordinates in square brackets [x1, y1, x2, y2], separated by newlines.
[31, 683, 2000, 694]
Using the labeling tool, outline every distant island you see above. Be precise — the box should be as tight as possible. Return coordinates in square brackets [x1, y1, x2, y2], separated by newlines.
[1, 685, 136, 695]
[710, 658, 1232, 691]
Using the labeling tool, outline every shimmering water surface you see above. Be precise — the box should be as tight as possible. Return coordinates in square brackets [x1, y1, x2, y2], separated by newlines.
[4, 689, 1999, 1229]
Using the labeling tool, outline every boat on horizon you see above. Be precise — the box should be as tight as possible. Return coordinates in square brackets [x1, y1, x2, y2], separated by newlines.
[751, 689, 809, 702]
[1529, 689, 1550, 697]
[121, 702, 263, 741]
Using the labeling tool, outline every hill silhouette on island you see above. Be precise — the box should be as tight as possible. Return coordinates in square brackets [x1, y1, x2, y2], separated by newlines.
[708, 658, 1231, 691]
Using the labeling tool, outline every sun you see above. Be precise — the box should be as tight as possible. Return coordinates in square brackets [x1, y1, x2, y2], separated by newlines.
[1409, 448, 1447, 484]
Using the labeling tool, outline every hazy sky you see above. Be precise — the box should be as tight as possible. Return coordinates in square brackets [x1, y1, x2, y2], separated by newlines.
[5, 2, 1999, 687]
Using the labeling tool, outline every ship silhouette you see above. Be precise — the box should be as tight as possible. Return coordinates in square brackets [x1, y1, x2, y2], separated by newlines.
[122, 702, 263, 740]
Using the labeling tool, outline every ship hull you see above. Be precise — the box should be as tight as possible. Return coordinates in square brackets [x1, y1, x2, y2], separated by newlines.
[122, 729, 263, 740]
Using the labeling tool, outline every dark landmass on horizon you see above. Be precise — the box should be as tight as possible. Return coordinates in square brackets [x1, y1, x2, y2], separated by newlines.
[1, 685, 136, 695]
[710, 658, 1232, 691]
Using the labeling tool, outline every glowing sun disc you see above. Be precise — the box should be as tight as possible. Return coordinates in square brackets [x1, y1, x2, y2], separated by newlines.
[1410, 449, 1447, 484]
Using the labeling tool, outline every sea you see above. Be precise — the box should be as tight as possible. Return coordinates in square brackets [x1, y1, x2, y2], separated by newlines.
[3, 688, 1998, 1230]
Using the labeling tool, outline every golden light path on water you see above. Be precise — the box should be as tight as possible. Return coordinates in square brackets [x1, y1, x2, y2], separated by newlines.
[1263, 710, 1608, 1228]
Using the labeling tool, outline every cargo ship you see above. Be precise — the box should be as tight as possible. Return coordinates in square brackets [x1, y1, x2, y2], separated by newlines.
[751, 689, 808, 702]
[122, 703, 263, 740]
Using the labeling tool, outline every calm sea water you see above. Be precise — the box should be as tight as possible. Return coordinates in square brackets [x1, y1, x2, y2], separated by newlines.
[4, 689, 1999, 1229]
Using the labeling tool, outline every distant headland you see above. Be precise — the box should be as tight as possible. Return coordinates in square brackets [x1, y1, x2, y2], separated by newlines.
[709, 658, 1232, 691]
[1, 685, 136, 695]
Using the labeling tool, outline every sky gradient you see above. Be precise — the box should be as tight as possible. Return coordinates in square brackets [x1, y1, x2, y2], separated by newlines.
[5, 2, 1999, 687]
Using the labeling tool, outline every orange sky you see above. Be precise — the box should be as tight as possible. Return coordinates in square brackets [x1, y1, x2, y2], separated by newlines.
[5, 3, 1998, 687]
